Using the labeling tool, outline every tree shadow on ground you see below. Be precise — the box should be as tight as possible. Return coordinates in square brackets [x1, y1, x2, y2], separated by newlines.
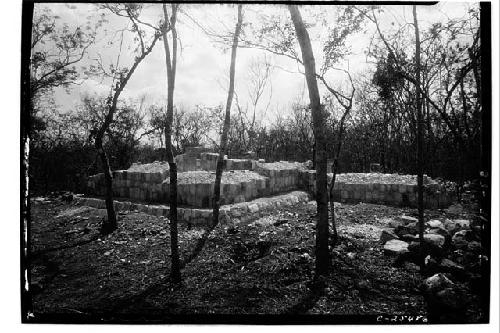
[101, 223, 217, 313]
[284, 279, 326, 314]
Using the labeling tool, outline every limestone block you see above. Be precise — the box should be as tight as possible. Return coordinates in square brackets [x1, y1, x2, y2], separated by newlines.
[187, 183, 196, 201]
[183, 209, 192, 221]
[200, 209, 212, 220]
[229, 183, 240, 198]
[257, 178, 266, 191]
[152, 172, 163, 183]
[427, 219, 444, 229]
[290, 195, 299, 204]
[96, 198, 106, 208]
[383, 239, 409, 255]
[245, 182, 254, 199]
[380, 228, 398, 244]
[248, 203, 259, 213]
[251, 181, 258, 197]
[423, 233, 446, 248]
[229, 205, 243, 217]
[256, 201, 268, 210]
[121, 201, 132, 211]
[128, 172, 136, 182]
[234, 195, 245, 203]
[161, 183, 170, 198]
[151, 188, 159, 201]
[138, 204, 149, 214]
[351, 190, 359, 200]
[113, 201, 124, 211]
[128, 188, 136, 200]
[222, 183, 231, 197]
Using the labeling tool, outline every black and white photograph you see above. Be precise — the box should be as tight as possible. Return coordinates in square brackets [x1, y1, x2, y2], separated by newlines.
[13, 0, 499, 326]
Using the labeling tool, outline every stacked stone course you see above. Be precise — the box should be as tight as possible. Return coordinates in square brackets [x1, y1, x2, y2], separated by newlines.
[298, 171, 455, 208]
[75, 191, 310, 225]
[87, 146, 455, 210]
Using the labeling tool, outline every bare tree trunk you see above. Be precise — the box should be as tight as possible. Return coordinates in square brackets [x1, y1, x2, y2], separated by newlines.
[328, 107, 351, 247]
[162, 3, 181, 283]
[413, 5, 425, 272]
[95, 138, 117, 234]
[212, 5, 243, 227]
[94, 14, 160, 235]
[289, 5, 330, 277]
[478, 3, 490, 320]
[328, 166, 339, 246]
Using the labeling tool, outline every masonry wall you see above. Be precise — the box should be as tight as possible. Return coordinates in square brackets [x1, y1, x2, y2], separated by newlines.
[298, 170, 455, 209]
[75, 191, 310, 226]
[86, 149, 456, 209]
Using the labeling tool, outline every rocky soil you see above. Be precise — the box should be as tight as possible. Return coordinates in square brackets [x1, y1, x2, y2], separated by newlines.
[27, 192, 487, 323]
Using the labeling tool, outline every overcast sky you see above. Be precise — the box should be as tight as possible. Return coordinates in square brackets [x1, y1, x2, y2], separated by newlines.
[36, 2, 475, 123]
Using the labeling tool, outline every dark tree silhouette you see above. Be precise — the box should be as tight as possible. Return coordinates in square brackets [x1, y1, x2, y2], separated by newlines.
[212, 4, 243, 227]
[413, 5, 426, 271]
[161, 3, 181, 283]
[95, 4, 162, 234]
[288, 5, 330, 277]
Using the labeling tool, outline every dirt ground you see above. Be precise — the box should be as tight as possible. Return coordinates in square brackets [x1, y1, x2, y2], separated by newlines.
[27, 196, 483, 323]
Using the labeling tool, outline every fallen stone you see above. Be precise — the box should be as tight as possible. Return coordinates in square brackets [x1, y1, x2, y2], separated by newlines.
[379, 217, 401, 228]
[423, 234, 446, 248]
[397, 215, 418, 225]
[427, 227, 450, 238]
[467, 241, 482, 254]
[379, 228, 398, 244]
[438, 258, 466, 277]
[383, 239, 409, 255]
[452, 230, 472, 249]
[403, 262, 420, 272]
[395, 223, 418, 238]
[454, 219, 471, 230]
[434, 287, 467, 311]
[446, 203, 464, 215]
[444, 219, 471, 234]
[423, 274, 468, 321]
[247, 203, 259, 214]
[408, 240, 444, 258]
[443, 219, 460, 234]
[426, 219, 444, 229]
[422, 273, 455, 293]
[400, 234, 419, 242]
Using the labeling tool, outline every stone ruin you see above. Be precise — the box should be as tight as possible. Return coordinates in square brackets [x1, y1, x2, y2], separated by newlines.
[87, 146, 306, 208]
[85, 146, 456, 224]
